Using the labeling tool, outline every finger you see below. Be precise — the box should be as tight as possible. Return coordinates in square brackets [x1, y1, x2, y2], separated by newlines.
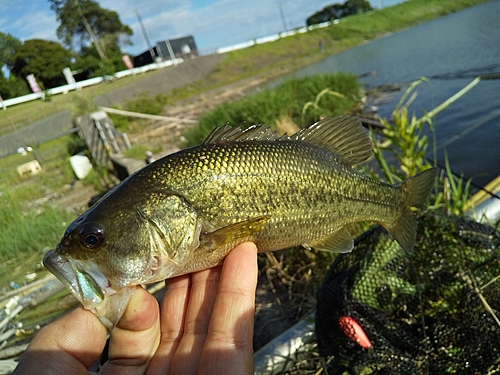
[13, 306, 107, 375]
[147, 274, 191, 374]
[169, 266, 221, 374]
[199, 242, 258, 375]
[100, 286, 160, 375]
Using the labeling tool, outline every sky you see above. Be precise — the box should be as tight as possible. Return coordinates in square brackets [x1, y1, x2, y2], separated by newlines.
[0, 0, 405, 57]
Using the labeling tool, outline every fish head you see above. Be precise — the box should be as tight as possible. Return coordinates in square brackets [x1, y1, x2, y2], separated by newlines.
[43, 204, 153, 328]
[43, 190, 202, 328]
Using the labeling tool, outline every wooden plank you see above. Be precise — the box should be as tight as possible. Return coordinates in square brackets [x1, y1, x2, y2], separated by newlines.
[99, 106, 197, 124]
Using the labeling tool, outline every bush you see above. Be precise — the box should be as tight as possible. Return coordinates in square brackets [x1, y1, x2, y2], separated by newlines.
[183, 73, 361, 146]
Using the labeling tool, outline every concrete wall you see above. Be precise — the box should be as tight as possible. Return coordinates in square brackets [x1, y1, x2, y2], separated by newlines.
[94, 53, 226, 107]
[0, 110, 72, 155]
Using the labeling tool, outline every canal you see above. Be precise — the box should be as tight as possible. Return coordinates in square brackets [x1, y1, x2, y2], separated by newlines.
[279, 0, 500, 189]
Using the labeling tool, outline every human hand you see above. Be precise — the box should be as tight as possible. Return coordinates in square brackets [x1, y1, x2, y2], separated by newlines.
[14, 242, 258, 375]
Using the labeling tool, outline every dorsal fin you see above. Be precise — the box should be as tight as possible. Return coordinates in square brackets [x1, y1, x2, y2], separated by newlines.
[291, 116, 372, 166]
[203, 123, 287, 145]
[203, 116, 372, 166]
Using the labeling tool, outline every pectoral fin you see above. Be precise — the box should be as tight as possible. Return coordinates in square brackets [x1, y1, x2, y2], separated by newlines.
[201, 216, 270, 251]
[307, 227, 354, 253]
[176, 216, 270, 276]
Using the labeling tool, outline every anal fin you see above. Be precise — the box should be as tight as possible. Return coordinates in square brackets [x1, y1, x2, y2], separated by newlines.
[307, 227, 354, 253]
[381, 212, 416, 254]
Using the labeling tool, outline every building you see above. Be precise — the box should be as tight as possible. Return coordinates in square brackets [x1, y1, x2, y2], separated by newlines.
[132, 47, 159, 67]
[133, 36, 198, 68]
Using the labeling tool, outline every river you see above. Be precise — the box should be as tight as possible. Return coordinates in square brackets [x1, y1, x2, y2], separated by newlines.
[278, 0, 500, 190]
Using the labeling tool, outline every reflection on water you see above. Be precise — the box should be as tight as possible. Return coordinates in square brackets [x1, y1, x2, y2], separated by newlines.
[277, 1, 500, 188]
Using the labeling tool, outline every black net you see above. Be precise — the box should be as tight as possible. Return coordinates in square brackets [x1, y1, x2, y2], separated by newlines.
[316, 211, 500, 374]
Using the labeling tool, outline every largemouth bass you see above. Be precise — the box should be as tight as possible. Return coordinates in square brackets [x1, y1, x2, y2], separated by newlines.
[43, 116, 436, 328]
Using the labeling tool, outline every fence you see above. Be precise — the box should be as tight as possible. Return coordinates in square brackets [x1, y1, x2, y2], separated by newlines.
[0, 111, 73, 156]
[0, 101, 69, 137]
[0, 58, 184, 111]
[215, 20, 334, 54]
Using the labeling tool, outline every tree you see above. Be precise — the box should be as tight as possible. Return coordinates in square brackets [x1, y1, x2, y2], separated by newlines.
[72, 46, 123, 79]
[0, 32, 27, 99]
[10, 39, 72, 89]
[0, 32, 22, 68]
[306, 0, 373, 26]
[0, 74, 30, 99]
[49, 0, 132, 62]
[307, 4, 347, 25]
[343, 0, 373, 15]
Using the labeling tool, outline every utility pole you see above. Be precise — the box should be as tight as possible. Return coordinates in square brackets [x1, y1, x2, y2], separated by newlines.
[278, 2, 288, 32]
[136, 9, 157, 63]
[74, 0, 107, 59]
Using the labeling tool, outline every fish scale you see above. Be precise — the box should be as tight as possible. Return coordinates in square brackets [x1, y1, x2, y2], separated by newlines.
[153, 141, 385, 240]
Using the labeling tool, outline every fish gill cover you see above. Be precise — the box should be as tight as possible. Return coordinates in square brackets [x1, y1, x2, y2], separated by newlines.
[316, 211, 500, 374]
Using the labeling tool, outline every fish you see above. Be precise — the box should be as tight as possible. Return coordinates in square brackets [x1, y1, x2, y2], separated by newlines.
[43, 116, 436, 328]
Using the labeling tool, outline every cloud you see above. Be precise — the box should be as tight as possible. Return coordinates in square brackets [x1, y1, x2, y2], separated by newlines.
[10, 11, 59, 42]
[101, 0, 333, 55]
[0, 2, 58, 43]
[1, 0, 332, 55]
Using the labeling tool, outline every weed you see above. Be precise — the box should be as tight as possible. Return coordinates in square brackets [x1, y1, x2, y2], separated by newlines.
[125, 93, 169, 115]
[301, 88, 347, 124]
[369, 77, 483, 213]
[433, 153, 474, 216]
[71, 95, 98, 117]
[370, 79, 433, 183]
[109, 93, 169, 132]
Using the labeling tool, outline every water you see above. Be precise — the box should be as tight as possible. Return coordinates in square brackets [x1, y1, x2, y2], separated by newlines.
[278, 1, 500, 189]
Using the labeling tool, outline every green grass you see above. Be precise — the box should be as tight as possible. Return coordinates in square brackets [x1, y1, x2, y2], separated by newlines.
[108, 93, 170, 132]
[0, 134, 88, 263]
[183, 72, 362, 146]
[122, 143, 163, 160]
[169, 0, 489, 102]
[0, 190, 75, 262]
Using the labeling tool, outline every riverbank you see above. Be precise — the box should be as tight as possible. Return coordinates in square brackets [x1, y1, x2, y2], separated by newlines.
[0, 0, 490, 135]
[170, 0, 491, 101]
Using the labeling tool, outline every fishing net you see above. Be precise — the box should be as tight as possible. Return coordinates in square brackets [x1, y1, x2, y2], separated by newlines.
[316, 211, 500, 374]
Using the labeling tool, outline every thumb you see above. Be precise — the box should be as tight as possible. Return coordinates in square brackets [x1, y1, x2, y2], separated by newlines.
[100, 286, 161, 374]
[14, 306, 107, 375]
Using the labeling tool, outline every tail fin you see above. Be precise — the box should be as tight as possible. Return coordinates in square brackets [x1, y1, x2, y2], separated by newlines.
[402, 168, 437, 209]
[383, 168, 436, 253]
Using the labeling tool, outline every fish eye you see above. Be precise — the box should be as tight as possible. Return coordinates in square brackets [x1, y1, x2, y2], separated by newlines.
[78, 224, 105, 250]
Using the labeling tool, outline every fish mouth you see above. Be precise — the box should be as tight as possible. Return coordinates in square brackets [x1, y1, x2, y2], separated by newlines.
[43, 250, 134, 329]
